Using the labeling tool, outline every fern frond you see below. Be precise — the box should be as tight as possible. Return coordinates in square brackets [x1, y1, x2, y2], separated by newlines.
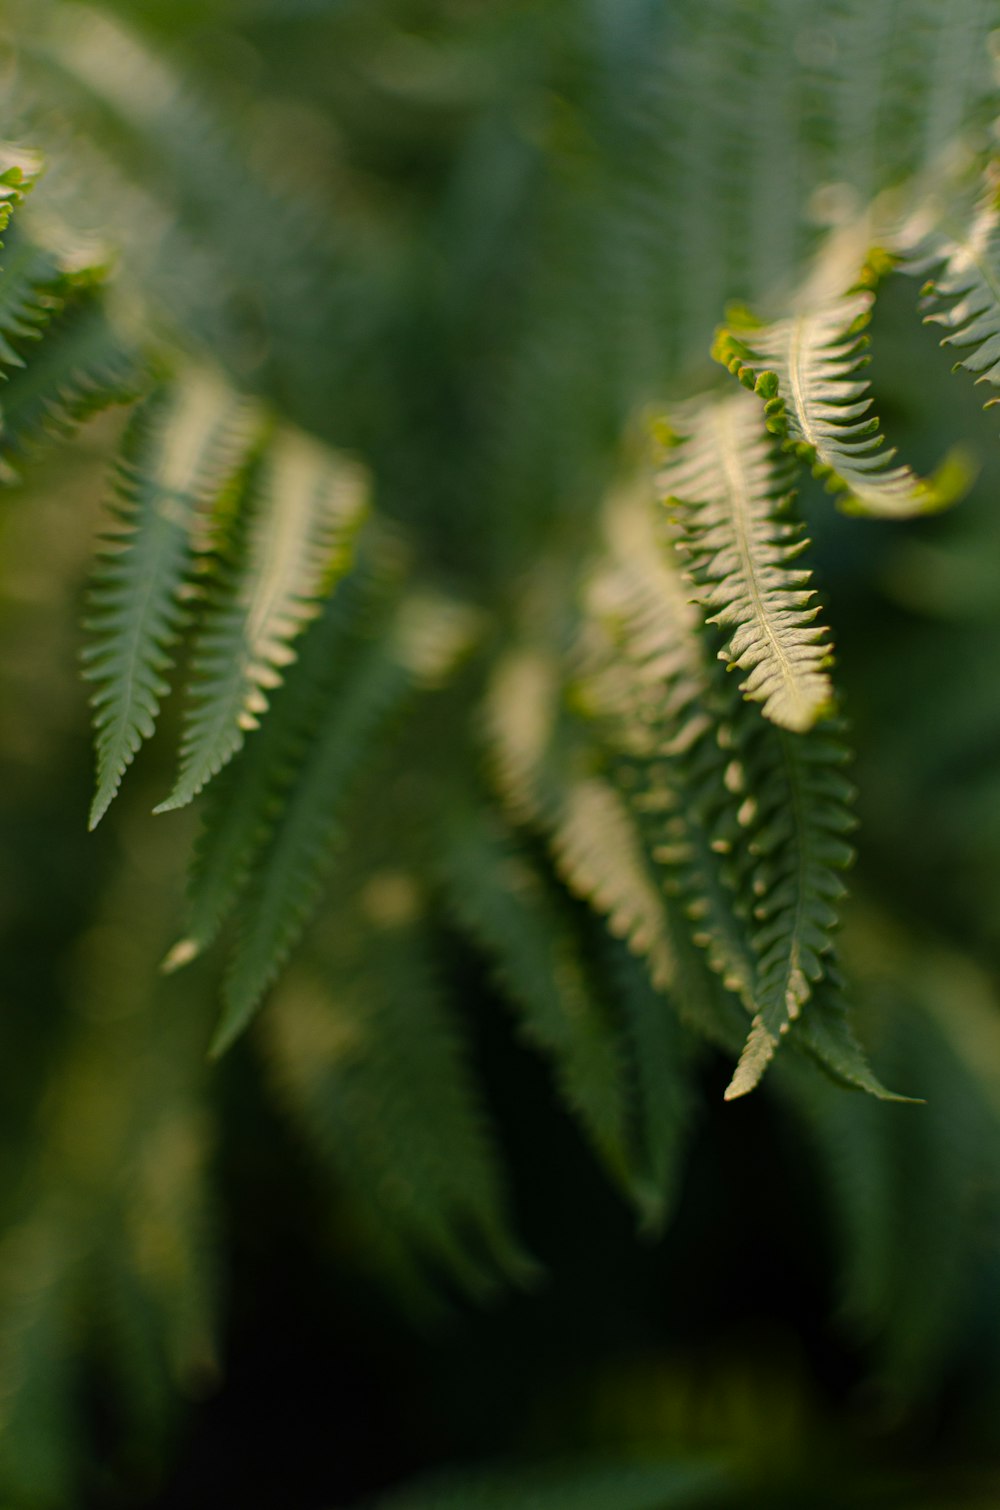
[82, 375, 257, 829]
[794, 966, 910, 1101]
[714, 280, 964, 518]
[0, 228, 72, 374]
[900, 187, 1000, 402]
[578, 493, 756, 1013]
[262, 900, 536, 1303]
[214, 591, 478, 1053]
[724, 719, 855, 1100]
[580, 486, 887, 1100]
[155, 426, 368, 813]
[594, 931, 697, 1233]
[0, 293, 143, 466]
[434, 795, 639, 1211]
[657, 388, 834, 733]
[488, 650, 678, 994]
[163, 542, 394, 972]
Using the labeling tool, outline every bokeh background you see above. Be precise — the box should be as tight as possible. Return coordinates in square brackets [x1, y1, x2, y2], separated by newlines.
[2, 2, 1000, 1506]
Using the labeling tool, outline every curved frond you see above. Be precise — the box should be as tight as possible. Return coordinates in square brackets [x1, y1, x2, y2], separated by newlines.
[487, 651, 677, 994]
[0, 293, 143, 467]
[0, 229, 71, 373]
[156, 426, 369, 813]
[714, 281, 965, 518]
[657, 388, 834, 733]
[163, 542, 394, 972]
[900, 188, 1000, 401]
[595, 931, 697, 1234]
[725, 720, 856, 1100]
[578, 494, 756, 1015]
[214, 591, 478, 1053]
[434, 796, 639, 1212]
[82, 375, 257, 829]
[795, 967, 911, 1102]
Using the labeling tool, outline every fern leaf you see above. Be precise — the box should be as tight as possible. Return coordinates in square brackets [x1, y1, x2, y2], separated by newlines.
[794, 966, 911, 1102]
[580, 484, 887, 1098]
[214, 592, 478, 1053]
[262, 901, 536, 1302]
[658, 388, 834, 733]
[487, 652, 676, 992]
[0, 231, 71, 374]
[155, 426, 368, 813]
[163, 535, 408, 970]
[82, 375, 257, 829]
[714, 283, 964, 518]
[900, 189, 1000, 402]
[594, 931, 696, 1234]
[725, 720, 856, 1100]
[0, 294, 143, 467]
[434, 796, 639, 1210]
[162, 544, 393, 972]
[579, 491, 758, 1010]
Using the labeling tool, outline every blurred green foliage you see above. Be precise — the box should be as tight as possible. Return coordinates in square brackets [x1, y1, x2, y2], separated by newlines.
[3, 3, 1000, 1508]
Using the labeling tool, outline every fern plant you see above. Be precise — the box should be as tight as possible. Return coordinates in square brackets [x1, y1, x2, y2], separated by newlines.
[4, 0, 1000, 1503]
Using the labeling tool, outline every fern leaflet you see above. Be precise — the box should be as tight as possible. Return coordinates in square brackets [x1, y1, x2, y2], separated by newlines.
[434, 796, 640, 1212]
[0, 293, 142, 467]
[725, 719, 855, 1099]
[657, 388, 834, 733]
[162, 545, 392, 971]
[83, 376, 257, 828]
[714, 279, 964, 518]
[215, 591, 478, 1053]
[156, 426, 369, 812]
[900, 188, 1000, 401]
[487, 651, 677, 992]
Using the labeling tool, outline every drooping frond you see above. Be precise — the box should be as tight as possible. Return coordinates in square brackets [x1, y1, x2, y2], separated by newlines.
[714, 276, 965, 518]
[0, 225, 73, 375]
[433, 794, 639, 1213]
[899, 186, 1000, 402]
[593, 930, 697, 1233]
[0, 292, 142, 467]
[262, 890, 536, 1305]
[724, 718, 856, 1100]
[82, 375, 257, 829]
[156, 426, 369, 813]
[577, 484, 890, 1100]
[214, 591, 479, 1054]
[795, 966, 911, 1101]
[487, 650, 677, 994]
[0, 205, 140, 482]
[577, 492, 756, 1019]
[657, 388, 834, 733]
[162, 541, 395, 972]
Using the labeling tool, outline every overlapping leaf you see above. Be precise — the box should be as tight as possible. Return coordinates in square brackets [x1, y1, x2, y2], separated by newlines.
[714, 284, 965, 518]
[900, 189, 1000, 402]
[658, 388, 835, 732]
[157, 425, 369, 812]
[82, 375, 257, 828]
